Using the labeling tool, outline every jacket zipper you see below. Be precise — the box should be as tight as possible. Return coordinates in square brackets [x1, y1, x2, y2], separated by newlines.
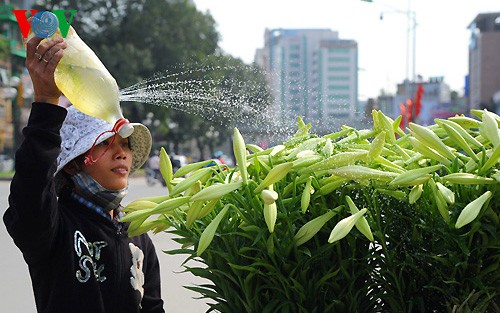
[115, 227, 125, 311]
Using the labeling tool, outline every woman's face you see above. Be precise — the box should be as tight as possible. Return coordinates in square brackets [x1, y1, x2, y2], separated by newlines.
[83, 134, 133, 190]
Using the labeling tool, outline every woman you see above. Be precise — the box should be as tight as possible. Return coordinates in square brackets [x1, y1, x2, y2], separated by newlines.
[3, 34, 165, 312]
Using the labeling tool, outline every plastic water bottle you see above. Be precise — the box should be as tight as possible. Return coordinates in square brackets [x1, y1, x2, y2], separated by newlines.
[26, 11, 133, 138]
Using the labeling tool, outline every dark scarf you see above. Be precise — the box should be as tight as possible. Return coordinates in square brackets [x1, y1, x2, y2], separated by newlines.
[71, 171, 128, 216]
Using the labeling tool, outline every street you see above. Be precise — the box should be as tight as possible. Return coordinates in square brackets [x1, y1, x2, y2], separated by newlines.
[0, 176, 211, 312]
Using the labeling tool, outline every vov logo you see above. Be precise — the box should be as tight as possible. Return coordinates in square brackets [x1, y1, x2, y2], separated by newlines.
[13, 10, 77, 38]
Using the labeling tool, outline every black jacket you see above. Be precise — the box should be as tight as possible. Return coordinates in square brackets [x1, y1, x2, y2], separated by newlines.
[3, 103, 165, 313]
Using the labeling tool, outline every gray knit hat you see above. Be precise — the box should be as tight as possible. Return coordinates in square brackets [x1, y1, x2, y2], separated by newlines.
[55, 106, 152, 174]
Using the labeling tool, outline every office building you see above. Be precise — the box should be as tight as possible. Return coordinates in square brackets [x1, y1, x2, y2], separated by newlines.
[255, 28, 359, 133]
[468, 12, 500, 111]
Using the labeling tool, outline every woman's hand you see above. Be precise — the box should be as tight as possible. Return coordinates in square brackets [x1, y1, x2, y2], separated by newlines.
[25, 36, 68, 105]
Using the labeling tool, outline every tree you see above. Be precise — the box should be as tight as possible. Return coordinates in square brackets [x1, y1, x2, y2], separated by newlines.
[0, 35, 8, 60]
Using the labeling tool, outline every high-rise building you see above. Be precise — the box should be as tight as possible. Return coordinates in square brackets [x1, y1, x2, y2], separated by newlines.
[468, 12, 500, 111]
[255, 28, 358, 133]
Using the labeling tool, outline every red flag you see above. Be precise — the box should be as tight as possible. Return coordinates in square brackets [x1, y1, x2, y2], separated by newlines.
[399, 103, 407, 129]
[415, 83, 424, 117]
[407, 99, 413, 124]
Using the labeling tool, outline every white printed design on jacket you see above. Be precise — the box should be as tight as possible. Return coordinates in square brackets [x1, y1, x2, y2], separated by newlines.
[74, 230, 108, 283]
[129, 243, 145, 302]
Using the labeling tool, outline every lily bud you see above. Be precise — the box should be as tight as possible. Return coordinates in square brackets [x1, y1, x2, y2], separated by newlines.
[245, 143, 264, 153]
[261, 189, 279, 205]
[190, 182, 243, 202]
[292, 155, 323, 169]
[436, 182, 455, 204]
[301, 177, 314, 213]
[186, 200, 204, 229]
[301, 151, 368, 174]
[407, 137, 451, 166]
[378, 112, 396, 143]
[322, 138, 333, 157]
[328, 208, 367, 243]
[270, 145, 286, 156]
[409, 122, 456, 161]
[123, 200, 158, 213]
[439, 123, 478, 162]
[449, 115, 480, 129]
[428, 179, 450, 223]
[330, 165, 399, 182]
[455, 191, 492, 228]
[294, 116, 311, 136]
[173, 159, 213, 178]
[127, 219, 167, 237]
[296, 149, 315, 158]
[184, 180, 201, 197]
[197, 205, 229, 256]
[254, 162, 294, 193]
[409, 184, 423, 204]
[442, 173, 496, 185]
[159, 147, 173, 192]
[295, 208, 339, 246]
[197, 199, 220, 220]
[368, 131, 386, 161]
[408, 185, 424, 204]
[319, 178, 349, 195]
[264, 202, 277, 233]
[121, 196, 191, 223]
[150, 196, 192, 215]
[435, 119, 482, 148]
[345, 196, 373, 241]
[375, 156, 406, 173]
[169, 167, 213, 196]
[479, 145, 500, 174]
[389, 164, 442, 186]
[372, 110, 381, 133]
[376, 188, 407, 201]
[233, 128, 248, 185]
[481, 110, 500, 148]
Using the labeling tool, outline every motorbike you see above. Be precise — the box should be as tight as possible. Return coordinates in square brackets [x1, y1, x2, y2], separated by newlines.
[145, 168, 167, 187]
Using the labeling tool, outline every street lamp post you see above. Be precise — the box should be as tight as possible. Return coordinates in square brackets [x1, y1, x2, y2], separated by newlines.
[380, 5, 417, 83]
[379, 0, 417, 124]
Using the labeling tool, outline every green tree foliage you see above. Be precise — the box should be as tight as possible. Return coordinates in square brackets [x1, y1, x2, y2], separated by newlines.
[0, 35, 9, 60]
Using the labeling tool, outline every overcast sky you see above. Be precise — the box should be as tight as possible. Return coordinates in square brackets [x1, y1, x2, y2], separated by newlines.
[193, 0, 499, 100]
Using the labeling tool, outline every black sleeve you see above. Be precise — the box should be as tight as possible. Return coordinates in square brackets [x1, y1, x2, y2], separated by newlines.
[140, 234, 165, 313]
[3, 102, 67, 264]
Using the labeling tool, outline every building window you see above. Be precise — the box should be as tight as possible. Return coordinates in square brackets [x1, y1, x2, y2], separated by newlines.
[328, 94, 350, 100]
[328, 57, 350, 63]
[328, 76, 349, 81]
[328, 66, 350, 72]
[329, 48, 350, 54]
[328, 85, 349, 91]
[328, 112, 350, 118]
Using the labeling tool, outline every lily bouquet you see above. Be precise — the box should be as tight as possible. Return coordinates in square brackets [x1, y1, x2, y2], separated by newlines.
[123, 109, 499, 312]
